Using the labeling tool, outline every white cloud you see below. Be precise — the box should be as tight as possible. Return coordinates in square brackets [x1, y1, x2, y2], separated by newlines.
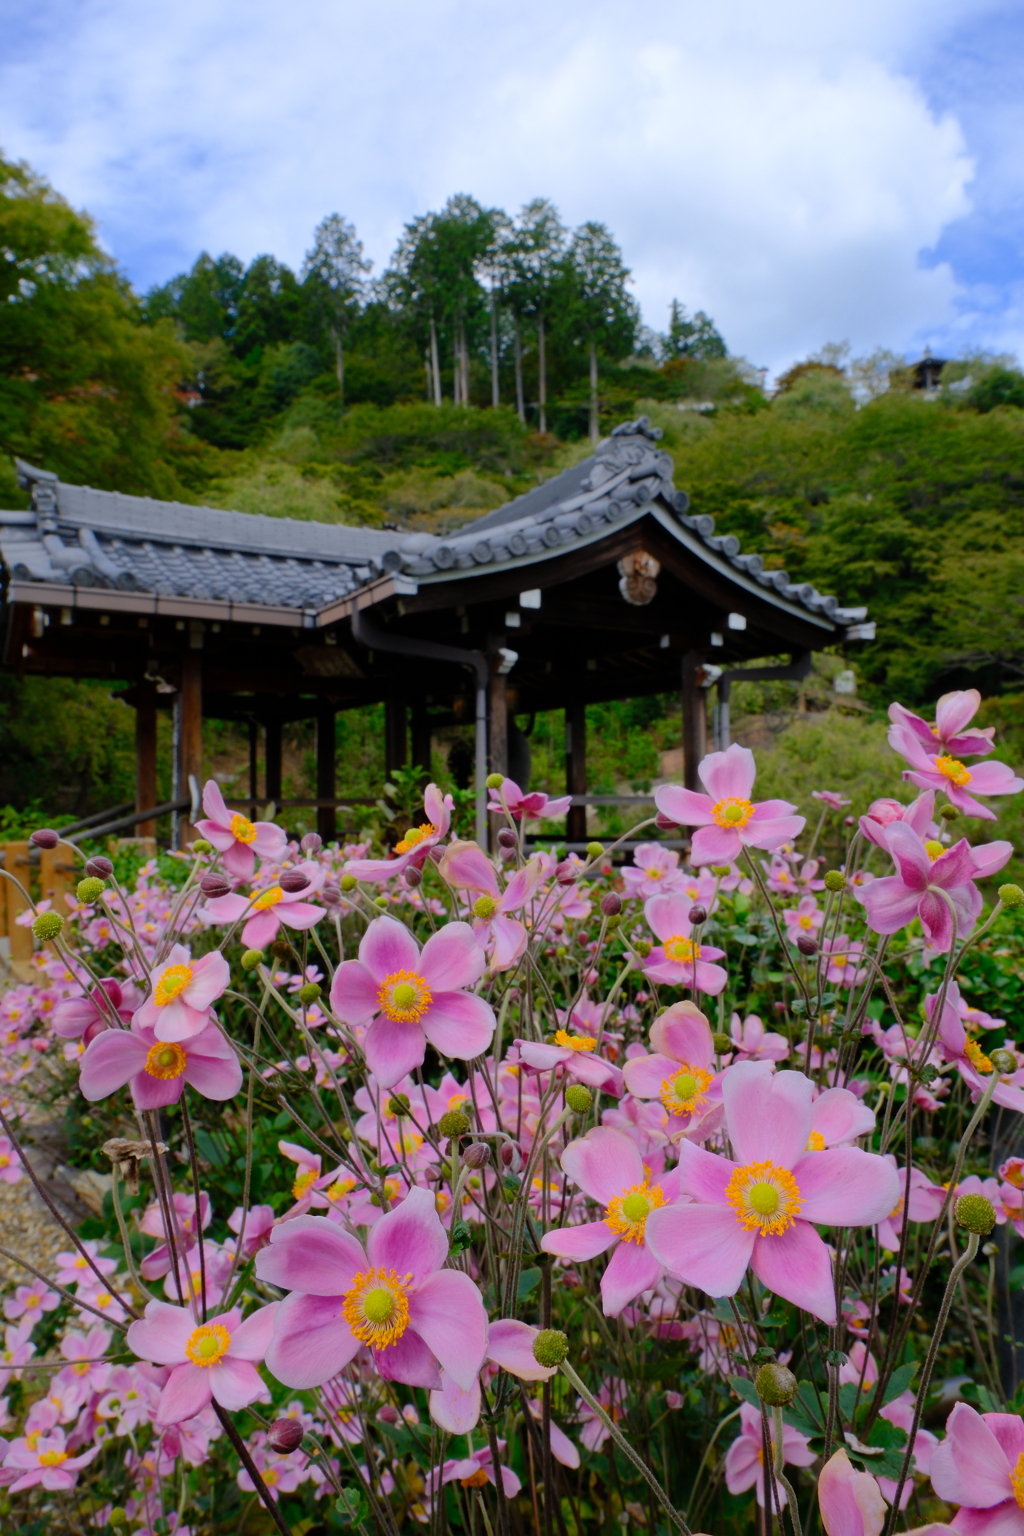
[0, 0, 987, 370]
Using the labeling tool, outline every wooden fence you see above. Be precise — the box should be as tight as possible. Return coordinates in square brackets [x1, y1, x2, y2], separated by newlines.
[0, 842, 78, 973]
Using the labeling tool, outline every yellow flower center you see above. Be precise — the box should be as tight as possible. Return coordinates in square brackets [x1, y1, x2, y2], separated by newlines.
[230, 813, 257, 845]
[605, 1181, 667, 1243]
[663, 934, 699, 963]
[472, 895, 498, 920]
[0, 1155, 8, 1168]
[725, 1160, 803, 1235]
[253, 885, 284, 910]
[935, 755, 971, 788]
[461, 1467, 490, 1488]
[325, 1178, 356, 1202]
[378, 970, 432, 1023]
[263, 1468, 280, 1486]
[712, 796, 755, 829]
[395, 823, 436, 855]
[554, 1029, 597, 1052]
[342, 1267, 411, 1348]
[965, 1038, 994, 1075]
[38, 1449, 69, 1467]
[144, 1040, 187, 1080]
[185, 1322, 231, 1367]
[153, 963, 193, 1007]
[806, 1131, 826, 1151]
[832, 954, 848, 968]
[1006, 1165, 1024, 1190]
[72, 1360, 90, 1376]
[924, 840, 946, 862]
[94, 1292, 113, 1309]
[659, 1064, 714, 1117]
[798, 914, 814, 929]
[292, 1167, 317, 1200]
[1011, 1452, 1024, 1511]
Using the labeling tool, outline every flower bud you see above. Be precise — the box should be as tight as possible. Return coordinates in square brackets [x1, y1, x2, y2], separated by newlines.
[85, 856, 114, 879]
[500, 1141, 522, 1173]
[271, 939, 292, 958]
[404, 866, 423, 888]
[267, 1417, 305, 1454]
[586, 841, 604, 859]
[322, 883, 342, 905]
[280, 870, 309, 893]
[555, 861, 577, 886]
[531, 1328, 569, 1368]
[301, 832, 322, 854]
[486, 772, 505, 790]
[387, 1094, 411, 1117]
[297, 982, 322, 1006]
[30, 828, 59, 849]
[565, 1084, 593, 1114]
[377, 1403, 400, 1424]
[497, 828, 518, 848]
[32, 911, 64, 942]
[796, 934, 818, 956]
[712, 1032, 732, 1054]
[955, 1193, 997, 1235]
[373, 895, 390, 909]
[655, 811, 680, 831]
[200, 873, 231, 898]
[463, 1142, 492, 1169]
[824, 870, 846, 892]
[939, 804, 960, 823]
[240, 948, 264, 971]
[754, 1362, 798, 1406]
[340, 874, 357, 892]
[192, 838, 213, 854]
[999, 884, 1024, 910]
[108, 1512, 128, 1530]
[600, 892, 622, 917]
[437, 1109, 471, 1139]
[428, 844, 447, 863]
[500, 844, 516, 862]
[688, 904, 707, 925]
[990, 1048, 1018, 1076]
[76, 877, 105, 904]
[633, 939, 652, 958]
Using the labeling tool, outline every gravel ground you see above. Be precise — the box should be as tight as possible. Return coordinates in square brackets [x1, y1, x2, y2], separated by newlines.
[0, 1170, 68, 1288]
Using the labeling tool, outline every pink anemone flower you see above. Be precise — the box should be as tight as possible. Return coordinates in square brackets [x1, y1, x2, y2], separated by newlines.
[821, 935, 869, 988]
[330, 915, 495, 1089]
[79, 1020, 242, 1110]
[541, 1126, 683, 1316]
[818, 1448, 889, 1536]
[486, 777, 571, 821]
[126, 1300, 278, 1425]
[514, 1034, 624, 1096]
[0, 1136, 22, 1184]
[889, 689, 996, 758]
[809, 1086, 877, 1148]
[622, 1001, 723, 1138]
[438, 841, 543, 972]
[812, 790, 851, 810]
[345, 784, 453, 883]
[195, 779, 288, 880]
[255, 1187, 488, 1397]
[620, 844, 686, 900]
[133, 944, 231, 1043]
[52, 977, 136, 1046]
[855, 823, 1007, 953]
[645, 1062, 899, 1324]
[725, 1402, 816, 1506]
[642, 894, 728, 995]
[859, 792, 935, 851]
[783, 897, 824, 943]
[0, 1429, 99, 1492]
[889, 725, 1023, 821]
[202, 861, 327, 951]
[654, 744, 805, 865]
[728, 1013, 789, 1062]
[930, 1402, 1024, 1536]
[929, 982, 1024, 1114]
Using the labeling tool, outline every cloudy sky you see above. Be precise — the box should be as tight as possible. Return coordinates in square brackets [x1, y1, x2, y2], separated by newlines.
[2, 0, 1022, 375]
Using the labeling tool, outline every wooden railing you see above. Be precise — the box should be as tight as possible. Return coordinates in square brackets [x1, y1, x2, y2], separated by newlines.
[0, 841, 78, 969]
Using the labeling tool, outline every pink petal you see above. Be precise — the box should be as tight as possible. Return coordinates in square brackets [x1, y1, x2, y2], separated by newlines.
[750, 1220, 837, 1324]
[438, 842, 499, 897]
[424, 784, 453, 836]
[252, 823, 288, 858]
[184, 951, 230, 1010]
[749, 798, 800, 821]
[485, 914, 528, 972]
[741, 814, 806, 851]
[567, 1054, 625, 1095]
[723, 1062, 813, 1169]
[486, 1319, 557, 1382]
[929, 1404, 1016, 1509]
[935, 689, 981, 740]
[374, 1327, 442, 1390]
[818, 1449, 888, 1536]
[131, 1065, 185, 1111]
[931, 839, 981, 890]
[644, 893, 691, 944]
[127, 1300, 195, 1365]
[885, 823, 931, 890]
[201, 893, 250, 925]
[367, 1187, 448, 1287]
[277, 901, 326, 931]
[674, 1138, 737, 1202]
[359, 915, 420, 982]
[363, 1015, 427, 1088]
[406, 1269, 487, 1391]
[429, 1371, 482, 1434]
[209, 1355, 264, 1410]
[241, 910, 281, 949]
[856, 876, 924, 935]
[421, 991, 495, 1062]
[599, 1239, 662, 1317]
[264, 1291, 361, 1388]
[541, 1221, 619, 1261]
[645, 1201, 755, 1296]
[182, 1029, 243, 1102]
[255, 1216, 366, 1296]
[560, 1126, 645, 1205]
[220, 841, 256, 879]
[550, 1421, 580, 1469]
[329, 960, 381, 1025]
[966, 760, 1024, 795]
[500, 859, 543, 910]
[202, 779, 230, 823]
[653, 785, 717, 826]
[972, 841, 1014, 879]
[810, 1087, 876, 1146]
[794, 1148, 901, 1226]
[151, 998, 212, 1044]
[156, 1362, 211, 1425]
[650, 1002, 714, 1068]
[80, 1029, 149, 1101]
[917, 891, 956, 952]
[690, 824, 743, 865]
[699, 744, 757, 802]
[230, 1301, 278, 1361]
[623, 1052, 679, 1100]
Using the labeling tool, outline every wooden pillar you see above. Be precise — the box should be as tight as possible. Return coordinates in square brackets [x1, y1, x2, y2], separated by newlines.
[265, 714, 282, 806]
[178, 651, 203, 847]
[316, 702, 336, 844]
[136, 679, 158, 837]
[488, 664, 508, 780]
[385, 696, 407, 780]
[565, 699, 587, 845]
[411, 708, 432, 782]
[682, 651, 708, 792]
[248, 719, 258, 819]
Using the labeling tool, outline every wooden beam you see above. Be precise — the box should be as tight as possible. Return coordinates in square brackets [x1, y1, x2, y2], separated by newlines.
[681, 651, 708, 792]
[178, 651, 203, 846]
[565, 700, 587, 844]
[135, 679, 158, 838]
[316, 703, 336, 843]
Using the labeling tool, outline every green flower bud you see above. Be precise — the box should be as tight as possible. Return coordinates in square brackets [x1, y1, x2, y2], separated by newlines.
[565, 1084, 593, 1114]
[999, 884, 1024, 910]
[712, 1032, 732, 1055]
[373, 895, 390, 909]
[633, 939, 652, 958]
[824, 870, 846, 892]
[76, 876, 106, 904]
[387, 1094, 411, 1117]
[437, 1109, 471, 1140]
[585, 841, 605, 859]
[955, 1193, 997, 1235]
[108, 1512, 128, 1530]
[605, 913, 621, 930]
[192, 838, 213, 854]
[486, 772, 506, 790]
[240, 948, 264, 971]
[990, 1048, 1018, 1076]
[532, 1328, 569, 1369]
[710, 865, 732, 878]
[32, 910, 64, 942]
[939, 804, 960, 823]
[340, 874, 358, 892]
[297, 982, 322, 1006]
[754, 1362, 798, 1406]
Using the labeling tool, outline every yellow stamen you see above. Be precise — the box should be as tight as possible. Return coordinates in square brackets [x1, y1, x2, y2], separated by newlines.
[605, 1181, 667, 1243]
[292, 1167, 317, 1200]
[395, 823, 437, 855]
[923, 840, 946, 862]
[935, 755, 971, 788]
[711, 796, 755, 830]
[185, 1322, 231, 1367]
[663, 934, 700, 964]
[38, 1449, 69, 1467]
[659, 1064, 714, 1117]
[230, 813, 257, 845]
[378, 969, 432, 1024]
[965, 1039, 993, 1075]
[725, 1160, 803, 1235]
[153, 963, 193, 1007]
[798, 914, 814, 930]
[461, 1467, 490, 1488]
[263, 1468, 280, 1486]
[472, 895, 498, 920]
[253, 885, 284, 910]
[325, 1178, 356, 1202]
[144, 1041, 187, 1080]
[342, 1267, 411, 1348]
[554, 1029, 596, 1052]
[1011, 1452, 1024, 1510]
[805, 1130, 826, 1151]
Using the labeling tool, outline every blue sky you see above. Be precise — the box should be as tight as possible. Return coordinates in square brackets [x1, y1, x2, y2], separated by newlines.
[1, 0, 1021, 377]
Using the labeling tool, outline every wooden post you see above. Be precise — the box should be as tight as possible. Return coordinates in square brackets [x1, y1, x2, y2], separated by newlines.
[385, 696, 407, 781]
[248, 719, 258, 819]
[136, 679, 158, 837]
[411, 708, 432, 782]
[316, 702, 336, 844]
[488, 663, 510, 851]
[682, 651, 708, 792]
[565, 700, 587, 845]
[178, 651, 203, 847]
[4, 843, 32, 966]
[40, 846, 76, 917]
[265, 713, 282, 807]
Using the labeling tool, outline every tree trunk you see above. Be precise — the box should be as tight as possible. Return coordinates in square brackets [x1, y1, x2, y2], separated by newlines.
[490, 289, 499, 408]
[538, 309, 547, 434]
[333, 329, 344, 407]
[514, 316, 525, 422]
[424, 350, 432, 400]
[589, 338, 599, 445]
[462, 327, 470, 407]
[429, 315, 442, 406]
